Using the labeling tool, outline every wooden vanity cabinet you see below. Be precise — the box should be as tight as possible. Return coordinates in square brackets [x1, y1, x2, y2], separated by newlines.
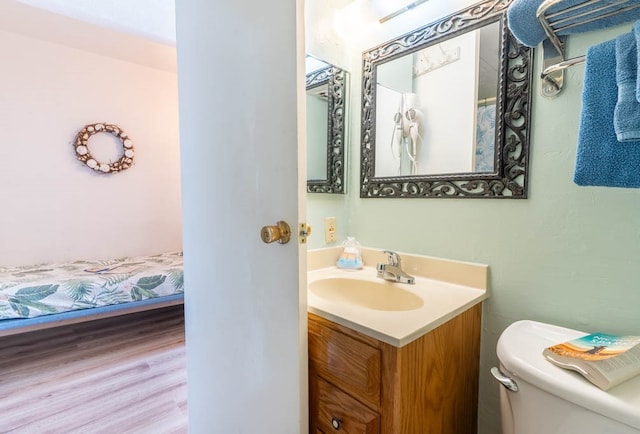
[308, 303, 481, 434]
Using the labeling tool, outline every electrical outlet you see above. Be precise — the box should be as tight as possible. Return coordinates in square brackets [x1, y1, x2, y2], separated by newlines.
[324, 217, 337, 244]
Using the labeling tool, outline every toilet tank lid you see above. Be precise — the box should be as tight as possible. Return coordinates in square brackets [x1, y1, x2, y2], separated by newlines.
[497, 320, 640, 430]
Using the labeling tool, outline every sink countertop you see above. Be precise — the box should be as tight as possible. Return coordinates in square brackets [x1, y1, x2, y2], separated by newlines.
[307, 247, 489, 347]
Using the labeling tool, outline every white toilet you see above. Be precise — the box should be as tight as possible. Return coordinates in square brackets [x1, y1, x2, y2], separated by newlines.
[492, 320, 640, 434]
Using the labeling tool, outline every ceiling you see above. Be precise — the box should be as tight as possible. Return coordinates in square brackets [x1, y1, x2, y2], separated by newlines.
[15, 0, 176, 44]
[0, 1, 176, 72]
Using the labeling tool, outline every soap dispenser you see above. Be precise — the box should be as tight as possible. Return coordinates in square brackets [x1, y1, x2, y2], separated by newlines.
[336, 237, 363, 270]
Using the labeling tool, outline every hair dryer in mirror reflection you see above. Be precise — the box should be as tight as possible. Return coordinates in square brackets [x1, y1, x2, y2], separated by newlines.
[389, 91, 424, 175]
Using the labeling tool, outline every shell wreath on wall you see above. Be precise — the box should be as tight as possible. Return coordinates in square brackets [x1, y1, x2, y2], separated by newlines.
[73, 123, 134, 174]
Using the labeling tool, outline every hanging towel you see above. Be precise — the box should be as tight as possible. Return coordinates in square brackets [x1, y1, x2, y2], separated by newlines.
[635, 21, 640, 103]
[574, 40, 640, 188]
[614, 31, 640, 142]
[507, 0, 640, 47]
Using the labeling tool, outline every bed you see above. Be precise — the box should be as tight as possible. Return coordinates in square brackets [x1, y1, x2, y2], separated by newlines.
[0, 251, 184, 337]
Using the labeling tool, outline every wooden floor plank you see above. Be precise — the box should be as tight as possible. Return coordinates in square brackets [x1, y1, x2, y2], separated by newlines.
[0, 306, 187, 433]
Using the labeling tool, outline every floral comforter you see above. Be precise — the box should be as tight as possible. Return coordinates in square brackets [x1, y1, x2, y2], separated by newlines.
[0, 252, 183, 320]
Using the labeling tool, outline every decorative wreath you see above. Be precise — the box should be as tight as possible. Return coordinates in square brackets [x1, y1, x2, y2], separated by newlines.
[73, 123, 134, 174]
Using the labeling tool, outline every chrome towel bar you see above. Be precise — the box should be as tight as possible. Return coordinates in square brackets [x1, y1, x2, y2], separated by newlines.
[536, 0, 640, 97]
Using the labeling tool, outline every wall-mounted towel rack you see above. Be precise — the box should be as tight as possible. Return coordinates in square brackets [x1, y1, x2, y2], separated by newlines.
[538, 0, 640, 98]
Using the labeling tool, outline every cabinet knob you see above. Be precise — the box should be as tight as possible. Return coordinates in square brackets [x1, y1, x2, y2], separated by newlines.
[331, 416, 342, 430]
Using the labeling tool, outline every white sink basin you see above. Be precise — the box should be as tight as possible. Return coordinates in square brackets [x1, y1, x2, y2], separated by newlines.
[307, 257, 488, 347]
[308, 277, 424, 311]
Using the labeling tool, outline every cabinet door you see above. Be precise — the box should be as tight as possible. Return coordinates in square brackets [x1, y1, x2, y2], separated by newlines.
[316, 378, 379, 434]
[308, 319, 381, 409]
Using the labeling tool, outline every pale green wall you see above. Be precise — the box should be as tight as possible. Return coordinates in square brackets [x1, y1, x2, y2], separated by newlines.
[306, 193, 351, 249]
[307, 12, 640, 434]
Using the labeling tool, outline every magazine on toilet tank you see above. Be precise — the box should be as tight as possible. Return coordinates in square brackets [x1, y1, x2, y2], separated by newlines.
[543, 333, 640, 391]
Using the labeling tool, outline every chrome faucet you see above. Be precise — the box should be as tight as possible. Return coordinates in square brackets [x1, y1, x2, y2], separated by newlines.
[376, 250, 415, 284]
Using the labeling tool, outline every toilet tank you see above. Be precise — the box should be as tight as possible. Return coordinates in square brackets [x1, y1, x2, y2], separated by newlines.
[494, 320, 640, 434]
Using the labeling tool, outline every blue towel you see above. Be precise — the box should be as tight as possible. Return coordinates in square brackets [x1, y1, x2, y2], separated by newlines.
[636, 21, 640, 102]
[507, 0, 640, 47]
[614, 31, 640, 142]
[574, 40, 640, 188]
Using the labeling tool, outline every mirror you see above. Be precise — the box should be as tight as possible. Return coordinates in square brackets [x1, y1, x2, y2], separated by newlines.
[306, 55, 347, 194]
[360, 0, 533, 198]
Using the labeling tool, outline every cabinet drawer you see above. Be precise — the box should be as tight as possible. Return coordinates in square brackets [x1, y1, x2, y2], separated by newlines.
[308, 319, 381, 408]
[317, 378, 379, 434]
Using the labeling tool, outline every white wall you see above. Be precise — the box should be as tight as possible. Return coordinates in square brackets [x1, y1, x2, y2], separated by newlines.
[15, 0, 176, 45]
[412, 30, 478, 174]
[0, 28, 181, 266]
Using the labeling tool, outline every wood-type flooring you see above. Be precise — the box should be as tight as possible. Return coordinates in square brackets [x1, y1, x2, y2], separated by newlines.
[0, 305, 187, 433]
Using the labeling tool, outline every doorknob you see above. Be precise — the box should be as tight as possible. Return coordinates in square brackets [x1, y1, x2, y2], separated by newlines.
[261, 221, 291, 244]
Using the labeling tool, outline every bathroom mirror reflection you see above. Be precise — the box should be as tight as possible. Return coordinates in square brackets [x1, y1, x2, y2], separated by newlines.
[361, 0, 533, 198]
[375, 22, 500, 177]
[306, 55, 347, 194]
